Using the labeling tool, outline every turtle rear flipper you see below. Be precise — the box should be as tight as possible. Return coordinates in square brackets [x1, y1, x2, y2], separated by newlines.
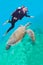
[6, 45, 11, 50]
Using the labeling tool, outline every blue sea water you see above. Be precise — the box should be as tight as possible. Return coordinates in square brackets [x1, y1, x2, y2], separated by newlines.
[0, 0, 43, 65]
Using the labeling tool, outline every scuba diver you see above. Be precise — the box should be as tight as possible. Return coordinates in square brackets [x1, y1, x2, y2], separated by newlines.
[3, 6, 34, 36]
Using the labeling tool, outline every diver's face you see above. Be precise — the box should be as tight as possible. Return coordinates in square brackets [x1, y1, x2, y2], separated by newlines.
[25, 8, 28, 12]
[22, 7, 28, 12]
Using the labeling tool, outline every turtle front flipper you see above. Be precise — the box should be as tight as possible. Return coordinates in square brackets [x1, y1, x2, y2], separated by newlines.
[26, 29, 35, 42]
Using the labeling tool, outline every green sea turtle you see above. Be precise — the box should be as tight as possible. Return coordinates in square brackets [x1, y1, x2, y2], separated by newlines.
[6, 22, 35, 50]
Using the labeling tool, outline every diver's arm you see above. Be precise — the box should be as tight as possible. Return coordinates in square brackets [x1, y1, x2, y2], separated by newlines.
[25, 13, 34, 18]
[25, 13, 30, 17]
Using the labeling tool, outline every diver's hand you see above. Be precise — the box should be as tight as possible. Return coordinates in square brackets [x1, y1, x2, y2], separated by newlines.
[30, 16, 34, 18]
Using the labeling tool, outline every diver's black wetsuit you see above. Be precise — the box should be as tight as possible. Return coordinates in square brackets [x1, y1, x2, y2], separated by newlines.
[6, 8, 30, 33]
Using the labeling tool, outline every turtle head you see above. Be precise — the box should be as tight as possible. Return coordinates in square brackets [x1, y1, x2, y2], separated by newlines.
[25, 22, 32, 28]
[20, 25, 23, 27]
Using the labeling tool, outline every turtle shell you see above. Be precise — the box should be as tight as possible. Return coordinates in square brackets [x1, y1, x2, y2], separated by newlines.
[7, 26, 26, 45]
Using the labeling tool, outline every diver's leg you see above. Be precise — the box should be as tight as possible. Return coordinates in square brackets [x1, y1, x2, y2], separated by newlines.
[6, 17, 18, 33]
[3, 17, 18, 36]
[3, 23, 15, 36]
[6, 23, 14, 34]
